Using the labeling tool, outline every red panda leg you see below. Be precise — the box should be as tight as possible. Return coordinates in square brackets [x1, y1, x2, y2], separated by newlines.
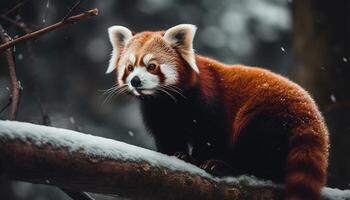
[285, 126, 328, 200]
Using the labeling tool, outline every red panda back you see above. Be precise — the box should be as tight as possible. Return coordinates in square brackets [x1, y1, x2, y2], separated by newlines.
[196, 55, 329, 200]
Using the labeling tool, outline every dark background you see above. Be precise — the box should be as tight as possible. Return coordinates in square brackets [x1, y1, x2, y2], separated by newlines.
[0, 0, 348, 199]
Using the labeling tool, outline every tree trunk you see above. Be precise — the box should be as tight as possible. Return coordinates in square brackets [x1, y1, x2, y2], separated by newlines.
[292, 0, 350, 188]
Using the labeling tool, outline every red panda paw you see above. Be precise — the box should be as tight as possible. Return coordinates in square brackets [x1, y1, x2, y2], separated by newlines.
[174, 152, 198, 165]
[199, 160, 232, 177]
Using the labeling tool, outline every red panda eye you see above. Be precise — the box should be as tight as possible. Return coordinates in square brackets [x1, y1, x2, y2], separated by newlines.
[127, 65, 133, 72]
[148, 63, 156, 70]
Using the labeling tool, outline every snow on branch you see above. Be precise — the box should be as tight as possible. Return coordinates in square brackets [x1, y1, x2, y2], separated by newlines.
[0, 120, 349, 200]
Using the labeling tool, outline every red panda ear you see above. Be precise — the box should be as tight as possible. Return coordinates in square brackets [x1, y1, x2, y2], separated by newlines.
[163, 24, 199, 74]
[106, 26, 133, 74]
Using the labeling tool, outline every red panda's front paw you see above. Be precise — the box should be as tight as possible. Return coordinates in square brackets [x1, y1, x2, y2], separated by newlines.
[173, 152, 198, 165]
[199, 160, 232, 177]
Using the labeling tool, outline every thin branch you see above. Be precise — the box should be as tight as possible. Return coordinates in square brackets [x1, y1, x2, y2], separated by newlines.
[62, 0, 82, 21]
[0, 15, 32, 33]
[0, 26, 21, 120]
[0, 8, 98, 51]
[0, 99, 12, 114]
[0, 0, 30, 17]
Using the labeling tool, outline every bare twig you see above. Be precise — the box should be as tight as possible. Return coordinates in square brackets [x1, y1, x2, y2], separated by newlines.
[62, 0, 82, 21]
[0, 99, 12, 114]
[0, 8, 98, 51]
[0, 26, 21, 120]
[0, 15, 32, 33]
[0, 0, 30, 17]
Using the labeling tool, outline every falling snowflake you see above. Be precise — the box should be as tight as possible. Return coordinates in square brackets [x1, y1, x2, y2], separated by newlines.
[206, 142, 211, 147]
[69, 117, 75, 124]
[330, 94, 336, 102]
[128, 131, 134, 137]
[192, 119, 197, 124]
[18, 54, 23, 60]
[280, 47, 285, 52]
[342, 57, 348, 63]
[42, 0, 50, 24]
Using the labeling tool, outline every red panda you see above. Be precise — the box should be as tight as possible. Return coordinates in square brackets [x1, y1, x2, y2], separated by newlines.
[106, 24, 329, 200]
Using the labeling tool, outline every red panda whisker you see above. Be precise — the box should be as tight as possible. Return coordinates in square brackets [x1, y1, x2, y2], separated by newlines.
[102, 86, 126, 99]
[167, 85, 186, 96]
[100, 86, 119, 95]
[160, 85, 187, 99]
[168, 85, 183, 92]
[102, 85, 128, 106]
[156, 88, 178, 103]
[101, 84, 127, 96]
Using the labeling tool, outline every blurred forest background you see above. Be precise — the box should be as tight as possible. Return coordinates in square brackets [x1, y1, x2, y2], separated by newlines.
[0, 0, 348, 199]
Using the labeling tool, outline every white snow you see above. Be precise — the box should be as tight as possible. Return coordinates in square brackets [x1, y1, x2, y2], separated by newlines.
[0, 120, 211, 179]
[0, 120, 349, 200]
[322, 187, 350, 200]
[222, 175, 281, 188]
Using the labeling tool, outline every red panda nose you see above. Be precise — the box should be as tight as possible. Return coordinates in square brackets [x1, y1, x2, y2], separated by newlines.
[131, 76, 142, 88]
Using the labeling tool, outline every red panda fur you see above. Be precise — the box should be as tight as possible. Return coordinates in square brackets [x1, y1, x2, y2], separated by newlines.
[110, 29, 329, 200]
[194, 55, 329, 200]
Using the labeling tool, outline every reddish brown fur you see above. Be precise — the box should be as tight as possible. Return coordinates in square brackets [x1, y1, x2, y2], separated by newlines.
[194, 55, 329, 200]
[112, 30, 329, 200]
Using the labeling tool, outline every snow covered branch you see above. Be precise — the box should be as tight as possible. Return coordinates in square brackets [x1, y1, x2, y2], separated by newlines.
[0, 121, 349, 200]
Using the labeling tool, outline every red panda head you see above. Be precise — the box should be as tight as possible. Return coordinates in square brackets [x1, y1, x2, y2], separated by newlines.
[106, 24, 199, 97]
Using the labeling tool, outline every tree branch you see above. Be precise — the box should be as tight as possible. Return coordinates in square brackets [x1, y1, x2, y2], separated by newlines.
[0, 8, 98, 51]
[0, 15, 32, 33]
[0, 0, 30, 17]
[62, 0, 82, 21]
[0, 121, 348, 200]
[0, 27, 21, 120]
[0, 120, 282, 200]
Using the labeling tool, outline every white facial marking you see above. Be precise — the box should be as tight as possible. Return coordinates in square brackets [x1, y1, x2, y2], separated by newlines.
[129, 54, 136, 65]
[160, 64, 178, 85]
[117, 64, 126, 85]
[140, 90, 154, 95]
[126, 67, 159, 94]
[132, 88, 141, 96]
[143, 53, 153, 65]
